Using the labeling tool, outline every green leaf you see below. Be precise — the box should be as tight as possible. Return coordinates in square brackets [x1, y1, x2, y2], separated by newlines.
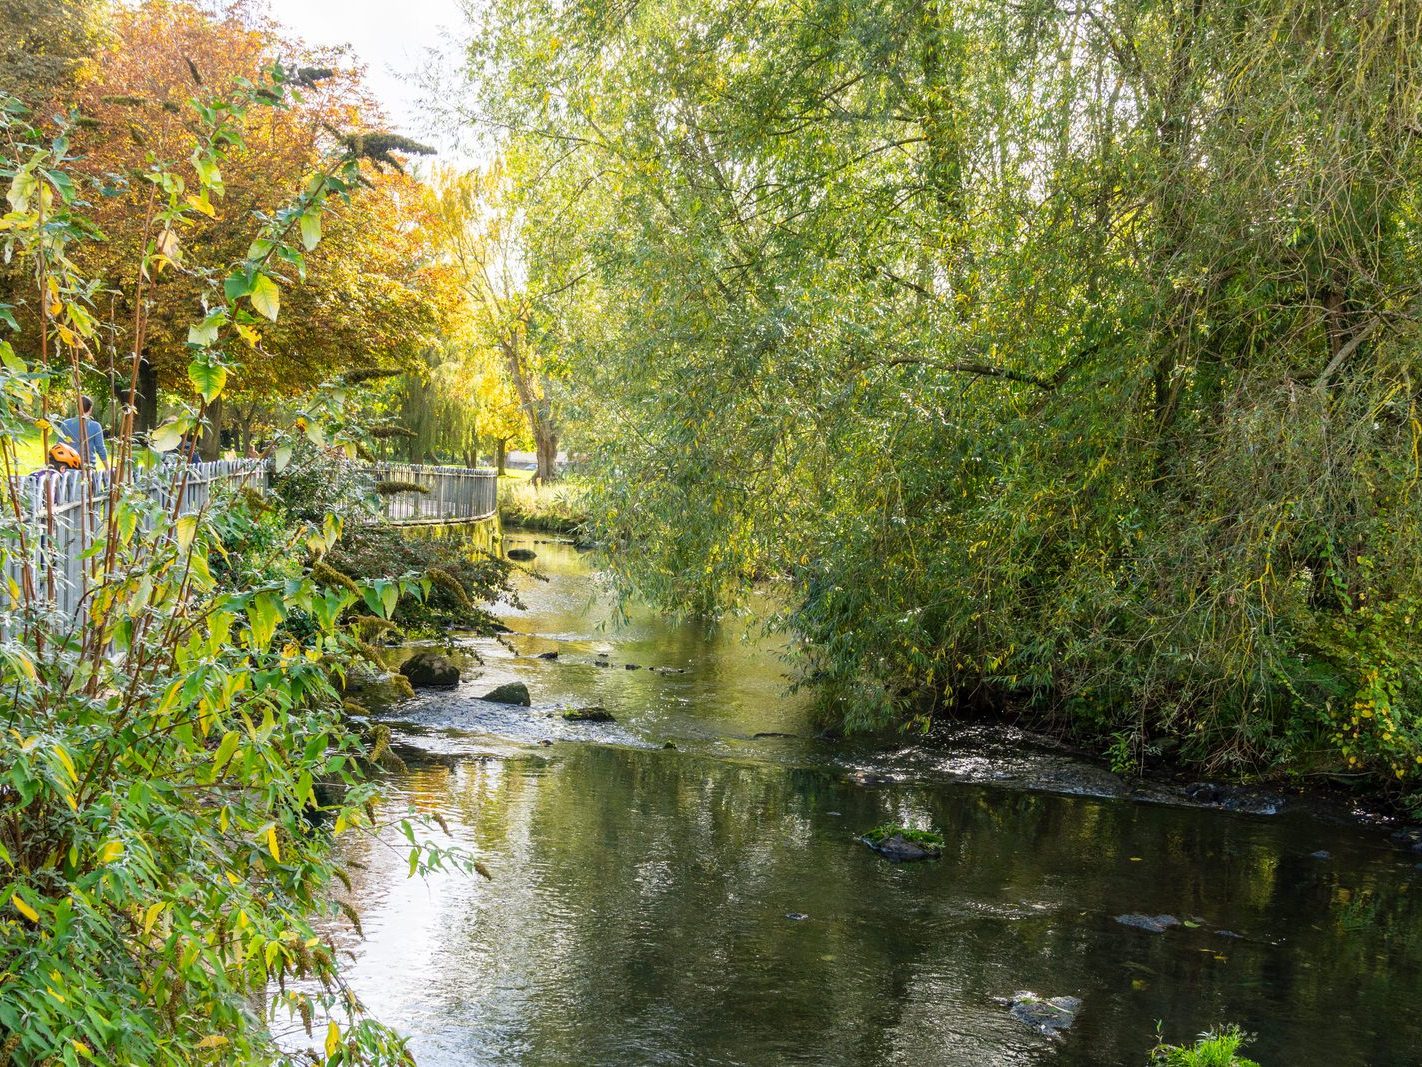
[273, 443, 293, 471]
[187, 311, 224, 348]
[299, 210, 322, 251]
[223, 270, 254, 301]
[188, 358, 227, 402]
[211, 731, 240, 779]
[250, 273, 280, 321]
[150, 418, 190, 453]
[246, 590, 284, 649]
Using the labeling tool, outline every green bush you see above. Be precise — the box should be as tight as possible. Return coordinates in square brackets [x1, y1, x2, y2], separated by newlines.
[327, 524, 519, 636]
[1151, 1026, 1261, 1067]
[0, 80, 464, 1065]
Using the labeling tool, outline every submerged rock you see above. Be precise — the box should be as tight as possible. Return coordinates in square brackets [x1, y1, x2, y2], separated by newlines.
[482, 682, 531, 706]
[536, 651, 559, 660]
[1390, 827, 1422, 854]
[507, 548, 537, 561]
[562, 705, 616, 723]
[1115, 914, 1180, 934]
[1182, 781, 1284, 815]
[861, 825, 944, 862]
[1001, 992, 1082, 1037]
[753, 731, 797, 739]
[399, 652, 460, 689]
[785, 912, 809, 922]
[1310, 850, 1332, 860]
[624, 663, 640, 670]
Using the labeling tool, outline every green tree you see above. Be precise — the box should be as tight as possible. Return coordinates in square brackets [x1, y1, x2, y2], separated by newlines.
[460, 0, 1422, 788]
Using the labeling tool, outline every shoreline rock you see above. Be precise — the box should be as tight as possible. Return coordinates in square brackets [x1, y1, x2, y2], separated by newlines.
[399, 652, 459, 689]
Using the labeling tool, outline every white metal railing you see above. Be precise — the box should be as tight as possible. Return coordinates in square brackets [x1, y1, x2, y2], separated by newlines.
[364, 463, 498, 526]
[2, 459, 496, 621]
[4, 459, 266, 621]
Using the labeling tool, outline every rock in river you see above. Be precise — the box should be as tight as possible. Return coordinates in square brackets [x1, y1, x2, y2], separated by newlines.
[536, 650, 559, 660]
[1001, 992, 1082, 1037]
[1115, 914, 1180, 933]
[399, 652, 460, 689]
[482, 681, 532, 706]
[507, 548, 537, 561]
[563, 705, 616, 723]
[861, 827, 944, 862]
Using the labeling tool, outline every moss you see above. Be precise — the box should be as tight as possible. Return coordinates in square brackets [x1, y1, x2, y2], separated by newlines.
[313, 559, 362, 598]
[862, 824, 945, 849]
[374, 480, 430, 495]
[425, 566, 473, 610]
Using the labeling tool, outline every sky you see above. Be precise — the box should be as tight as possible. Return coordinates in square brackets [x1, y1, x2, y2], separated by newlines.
[266, 0, 472, 156]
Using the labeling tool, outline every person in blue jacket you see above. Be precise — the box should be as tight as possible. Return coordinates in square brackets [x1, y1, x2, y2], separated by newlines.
[57, 395, 108, 467]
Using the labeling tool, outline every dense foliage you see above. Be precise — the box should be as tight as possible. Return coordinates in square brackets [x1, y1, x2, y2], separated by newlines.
[0, 47, 466, 1066]
[463, 0, 1422, 792]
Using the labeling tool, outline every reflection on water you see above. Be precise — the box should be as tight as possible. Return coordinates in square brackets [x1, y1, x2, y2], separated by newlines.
[339, 531, 1422, 1066]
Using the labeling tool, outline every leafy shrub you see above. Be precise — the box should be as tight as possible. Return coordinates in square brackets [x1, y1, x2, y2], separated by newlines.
[499, 475, 588, 534]
[0, 76, 464, 1066]
[1150, 1026, 1261, 1067]
[267, 436, 378, 526]
[327, 523, 518, 636]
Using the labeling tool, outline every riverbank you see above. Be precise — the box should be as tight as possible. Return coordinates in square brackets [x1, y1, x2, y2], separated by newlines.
[497, 471, 588, 533]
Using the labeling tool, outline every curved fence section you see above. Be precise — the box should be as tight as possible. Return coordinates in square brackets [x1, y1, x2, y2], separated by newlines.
[4, 459, 495, 621]
[5, 459, 267, 621]
[364, 462, 498, 525]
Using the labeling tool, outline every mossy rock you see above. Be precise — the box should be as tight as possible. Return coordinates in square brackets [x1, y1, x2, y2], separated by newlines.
[399, 652, 459, 689]
[562, 705, 615, 723]
[482, 681, 531, 706]
[861, 824, 944, 861]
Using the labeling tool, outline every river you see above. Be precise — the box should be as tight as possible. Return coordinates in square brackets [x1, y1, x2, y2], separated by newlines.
[339, 529, 1422, 1066]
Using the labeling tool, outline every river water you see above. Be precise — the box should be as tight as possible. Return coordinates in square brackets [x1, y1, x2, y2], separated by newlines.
[343, 530, 1422, 1066]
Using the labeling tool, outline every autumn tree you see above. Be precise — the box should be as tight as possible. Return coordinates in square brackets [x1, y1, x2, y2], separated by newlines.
[0, 0, 107, 106]
[57, 0, 453, 452]
[426, 164, 565, 482]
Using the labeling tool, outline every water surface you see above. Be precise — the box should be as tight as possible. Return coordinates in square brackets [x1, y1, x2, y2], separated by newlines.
[343, 531, 1422, 1066]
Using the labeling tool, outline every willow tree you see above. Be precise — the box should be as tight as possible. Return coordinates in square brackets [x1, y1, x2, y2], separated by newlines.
[425, 165, 570, 482]
[460, 0, 1422, 788]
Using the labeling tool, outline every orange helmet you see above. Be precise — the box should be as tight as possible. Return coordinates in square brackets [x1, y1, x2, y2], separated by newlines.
[47, 442, 82, 470]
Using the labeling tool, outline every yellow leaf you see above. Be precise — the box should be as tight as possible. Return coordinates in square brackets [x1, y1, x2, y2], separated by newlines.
[98, 840, 124, 863]
[265, 825, 281, 863]
[195, 1035, 229, 1049]
[143, 901, 166, 935]
[176, 514, 199, 554]
[52, 744, 77, 784]
[12, 894, 38, 923]
[325, 1021, 341, 1057]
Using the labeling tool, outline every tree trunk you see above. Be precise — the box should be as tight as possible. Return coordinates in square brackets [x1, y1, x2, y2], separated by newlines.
[200, 394, 223, 461]
[135, 356, 159, 437]
[494, 438, 507, 476]
[534, 427, 558, 484]
[501, 333, 559, 483]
